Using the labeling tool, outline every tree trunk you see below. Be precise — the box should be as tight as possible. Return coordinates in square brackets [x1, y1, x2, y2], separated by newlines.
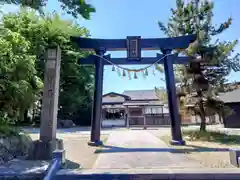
[24, 110, 28, 120]
[199, 103, 206, 131]
[198, 91, 206, 132]
[221, 111, 226, 127]
[218, 113, 222, 124]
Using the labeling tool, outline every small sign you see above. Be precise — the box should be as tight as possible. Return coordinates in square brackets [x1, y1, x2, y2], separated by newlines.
[127, 36, 141, 60]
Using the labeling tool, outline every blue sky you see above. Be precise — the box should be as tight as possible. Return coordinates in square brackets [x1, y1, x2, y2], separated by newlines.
[2, 0, 240, 94]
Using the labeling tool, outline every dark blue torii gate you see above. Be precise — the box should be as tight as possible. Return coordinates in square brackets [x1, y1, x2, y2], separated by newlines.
[70, 34, 196, 145]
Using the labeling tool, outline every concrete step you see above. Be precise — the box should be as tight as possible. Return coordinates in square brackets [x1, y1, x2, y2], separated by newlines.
[54, 168, 240, 180]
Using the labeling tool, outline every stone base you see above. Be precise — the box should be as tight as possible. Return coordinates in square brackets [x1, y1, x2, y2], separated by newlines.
[53, 149, 66, 165]
[229, 148, 240, 167]
[27, 139, 63, 160]
[170, 139, 186, 146]
[88, 140, 103, 147]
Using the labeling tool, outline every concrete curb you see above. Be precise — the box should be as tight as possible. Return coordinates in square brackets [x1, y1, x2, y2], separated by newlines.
[56, 168, 240, 180]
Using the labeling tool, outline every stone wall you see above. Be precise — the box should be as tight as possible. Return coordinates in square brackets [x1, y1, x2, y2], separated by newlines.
[0, 133, 32, 164]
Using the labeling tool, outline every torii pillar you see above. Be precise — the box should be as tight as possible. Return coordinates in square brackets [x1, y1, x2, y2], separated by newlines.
[161, 49, 185, 145]
[88, 48, 106, 146]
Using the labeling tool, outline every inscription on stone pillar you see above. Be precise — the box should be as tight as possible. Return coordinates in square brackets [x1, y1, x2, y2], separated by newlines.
[40, 47, 61, 142]
[46, 60, 56, 69]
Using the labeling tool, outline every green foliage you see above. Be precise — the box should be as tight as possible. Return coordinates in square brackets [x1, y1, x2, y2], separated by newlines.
[0, 125, 20, 137]
[158, 0, 240, 131]
[0, 9, 94, 125]
[0, 22, 42, 121]
[0, 0, 96, 19]
[155, 87, 168, 103]
[58, 0, 96, 19]
[0, 119, 20, 137]
[183, 130, 240, 145]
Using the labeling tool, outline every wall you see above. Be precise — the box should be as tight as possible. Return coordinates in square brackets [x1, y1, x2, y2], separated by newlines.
[191, 114, 221, 124]
[128, 108, 142, 116]
[102, 119, 126, 127]
[224, 102, 240, 128]
[128, 107, 172, 126]
[145, 115, 170, 125]
[128, 107, 144, 125]
[129, 117, 144, 125]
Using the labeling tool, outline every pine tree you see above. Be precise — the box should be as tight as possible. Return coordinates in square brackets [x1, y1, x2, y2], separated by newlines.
[158, 0, 239, 131]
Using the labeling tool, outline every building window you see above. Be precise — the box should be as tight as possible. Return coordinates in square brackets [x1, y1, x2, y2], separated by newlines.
[144, 106, 163, 115]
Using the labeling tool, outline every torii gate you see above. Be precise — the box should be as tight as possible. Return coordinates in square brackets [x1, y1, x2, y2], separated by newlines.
[70, 35, 196, 146]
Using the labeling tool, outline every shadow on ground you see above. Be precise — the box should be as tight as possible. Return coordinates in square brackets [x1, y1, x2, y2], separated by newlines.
[63, 159, 81, 169]
[95, 144, 229, 154]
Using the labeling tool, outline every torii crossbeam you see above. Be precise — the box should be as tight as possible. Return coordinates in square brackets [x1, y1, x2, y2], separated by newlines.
[70, 35, 196, 145]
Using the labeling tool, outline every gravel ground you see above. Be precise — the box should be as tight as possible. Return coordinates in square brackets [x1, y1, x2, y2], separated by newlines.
[183, 141, 238, 168]
[160, 135, 239, 168]
[27, 125, 240, 169]
[29, 133, 109, 169]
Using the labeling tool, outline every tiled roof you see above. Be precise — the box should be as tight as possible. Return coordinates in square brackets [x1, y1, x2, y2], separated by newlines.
[102, 104, 125, 109]
[102, 92, 127, 104]
[122, 89, 158, 100]
[123, 101, 164, 106]
[123, 101, 150, 106]
[102, 96, 125, 103]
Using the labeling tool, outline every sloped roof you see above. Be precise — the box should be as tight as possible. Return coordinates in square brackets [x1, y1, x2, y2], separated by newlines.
[123, 100, 163, 106]
[102, 104, 125, 109]
[122, 89, 158, 100]
[218, 89, 240, 103]
[102, 92, 129, 104]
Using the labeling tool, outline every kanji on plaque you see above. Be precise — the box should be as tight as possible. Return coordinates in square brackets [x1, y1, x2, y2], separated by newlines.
[127, 36, 141, 60]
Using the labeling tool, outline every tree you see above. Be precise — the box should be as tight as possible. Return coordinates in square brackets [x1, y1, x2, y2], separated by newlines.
[158, 0, 239, 131]
[0, 0, 95, 19]
[155, 87, 168, 104]
[1, 9, 94, 125]
[0, 25, 43, 122]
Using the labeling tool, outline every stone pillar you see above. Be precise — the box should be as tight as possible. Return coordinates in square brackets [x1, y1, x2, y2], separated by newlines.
[40, 47, 61, 141]
[89, 49, 105, 146]
[162, 50, 185, 145]
[29, 46, 63, 160]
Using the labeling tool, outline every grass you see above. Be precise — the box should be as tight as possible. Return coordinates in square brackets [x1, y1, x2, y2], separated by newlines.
[102, 135, 109, 144]
[94, 135, 109, 153]
[182, 130, 240, 145]
[160, 130, 240, 168]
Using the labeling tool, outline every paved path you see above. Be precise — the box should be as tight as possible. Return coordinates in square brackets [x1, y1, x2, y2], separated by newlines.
[93, 130, 202, 169]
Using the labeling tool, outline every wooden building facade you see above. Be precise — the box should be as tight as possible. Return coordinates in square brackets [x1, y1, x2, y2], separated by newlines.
[219, 88, 240, 128]
[102, 90, 170, 127]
